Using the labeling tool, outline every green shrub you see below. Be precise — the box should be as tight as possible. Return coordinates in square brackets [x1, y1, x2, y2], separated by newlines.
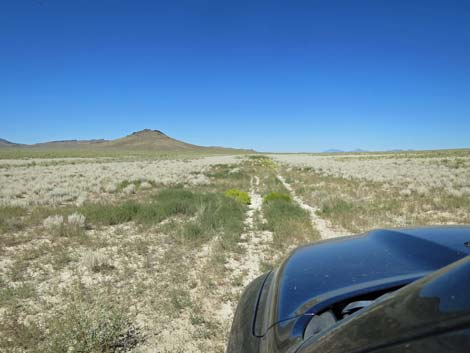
[224, 189, 251, 205]
[263, 192, 291, 203]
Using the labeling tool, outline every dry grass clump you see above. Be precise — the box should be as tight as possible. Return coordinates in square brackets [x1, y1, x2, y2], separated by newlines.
[68, 212, 86, 227]
[42, 213, 86, 236]
[43, 214, 64, 229]
[81, 250, 114, 273]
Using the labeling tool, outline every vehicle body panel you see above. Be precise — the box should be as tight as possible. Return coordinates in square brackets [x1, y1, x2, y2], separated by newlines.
[297, 256, 470, 353]
[227, 226, 470, 353]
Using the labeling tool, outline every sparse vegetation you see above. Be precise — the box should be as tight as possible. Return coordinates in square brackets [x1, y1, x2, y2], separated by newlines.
[277, 152, 470, 232]
[1, 151, 469, 352]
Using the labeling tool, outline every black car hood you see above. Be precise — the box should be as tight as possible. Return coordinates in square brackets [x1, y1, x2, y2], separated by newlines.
[297, 255, 470, 353]
[256, 227, 470, 339]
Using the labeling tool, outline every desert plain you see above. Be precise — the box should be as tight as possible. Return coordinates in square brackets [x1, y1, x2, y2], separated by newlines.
[1, 149, 469, 352]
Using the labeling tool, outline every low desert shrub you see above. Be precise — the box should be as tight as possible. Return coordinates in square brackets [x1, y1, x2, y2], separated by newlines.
[40, 291, 139, 353]
[81, 251, 114, 273]
[67, 212, 86, 228]
[224, 189, 251, 205]
[0, 284, 139, 352]
[43, 213, 86, 237]
[43, 215, 64, 229]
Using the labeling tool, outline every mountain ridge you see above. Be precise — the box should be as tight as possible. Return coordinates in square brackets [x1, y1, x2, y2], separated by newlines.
[0, 129, 254, 153]
[0, 138, 20, 147]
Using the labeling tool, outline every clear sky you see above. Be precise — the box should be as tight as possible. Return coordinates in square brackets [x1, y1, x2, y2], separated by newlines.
[1, 0, 469, 152]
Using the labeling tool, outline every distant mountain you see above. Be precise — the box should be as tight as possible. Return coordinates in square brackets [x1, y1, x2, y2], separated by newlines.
[0, 129, 254, 154]
[323, 148, 369, 153]
[0, 138, 20, 147]
[324, 149, 344, 153]
[33, 139, 108, 149]
[387, 149, 415, 152]
[102, 129, 202, 151]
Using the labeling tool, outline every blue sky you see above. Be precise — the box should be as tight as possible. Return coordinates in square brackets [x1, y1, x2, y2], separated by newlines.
[1, 0, 469, 152]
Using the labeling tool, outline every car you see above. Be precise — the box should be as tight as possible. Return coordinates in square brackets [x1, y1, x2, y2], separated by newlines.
[226, 226, 470, 353]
